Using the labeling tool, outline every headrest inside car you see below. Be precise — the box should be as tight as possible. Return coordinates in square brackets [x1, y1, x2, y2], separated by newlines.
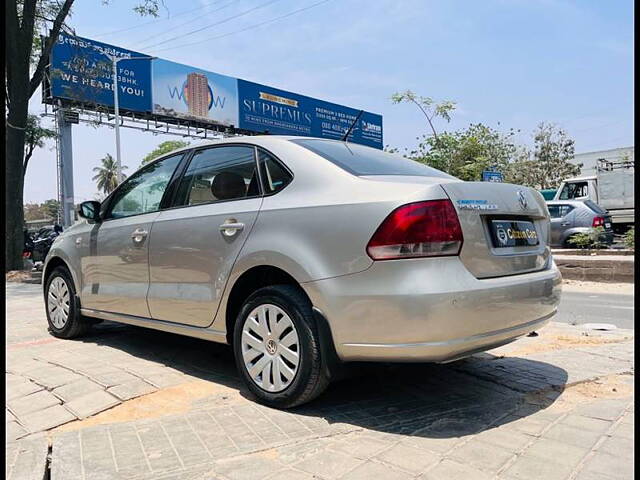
[211, 171, 246, 200]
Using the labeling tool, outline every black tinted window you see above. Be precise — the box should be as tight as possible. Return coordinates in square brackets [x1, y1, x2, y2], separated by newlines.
[291, 139, 454, 178]
[584, 200, 607, 215]
[177, 146, 259, 205]
[259, 149, 292, 194]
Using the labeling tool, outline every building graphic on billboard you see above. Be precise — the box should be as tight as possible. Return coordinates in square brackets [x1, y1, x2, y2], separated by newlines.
[185, 73, 211, 118]
[152, 59, 239, 127]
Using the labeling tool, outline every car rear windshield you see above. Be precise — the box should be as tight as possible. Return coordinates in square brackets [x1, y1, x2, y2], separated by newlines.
[584, 200, 608, 215]
[290, 139, 454, 178]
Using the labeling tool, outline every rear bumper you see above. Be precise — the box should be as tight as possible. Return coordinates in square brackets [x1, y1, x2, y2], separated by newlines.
[303, 257, 562, 362]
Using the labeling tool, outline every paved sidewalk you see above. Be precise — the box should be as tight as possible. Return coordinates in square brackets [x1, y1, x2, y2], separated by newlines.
[5, 282, 635, 480]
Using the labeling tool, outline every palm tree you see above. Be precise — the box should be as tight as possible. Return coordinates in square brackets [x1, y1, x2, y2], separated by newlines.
[92, 154, 127, 194]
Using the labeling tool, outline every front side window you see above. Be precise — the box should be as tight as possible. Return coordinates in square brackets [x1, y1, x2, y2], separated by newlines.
[258, 149, 292, 194]
[107, 153, 183, 219]
[559, 182, 588, 200]
[176, 146, 259, 206]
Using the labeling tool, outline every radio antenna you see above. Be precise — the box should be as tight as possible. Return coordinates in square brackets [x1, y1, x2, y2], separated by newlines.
[342, 110, 364, 142]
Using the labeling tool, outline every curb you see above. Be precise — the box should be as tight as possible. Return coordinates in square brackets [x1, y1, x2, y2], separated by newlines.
[554, 254, 635, 283]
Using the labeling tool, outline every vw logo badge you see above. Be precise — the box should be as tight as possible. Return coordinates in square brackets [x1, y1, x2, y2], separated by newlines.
[517, 190, 528, 210]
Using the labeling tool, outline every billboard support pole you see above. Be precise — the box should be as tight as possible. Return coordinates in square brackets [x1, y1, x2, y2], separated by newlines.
[111, 57, 123, 186]
[56, 108, 75, 227]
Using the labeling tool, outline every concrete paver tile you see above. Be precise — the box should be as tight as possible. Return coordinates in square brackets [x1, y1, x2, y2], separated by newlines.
[21, 404, 77, 433]
[343, 460, 413, 480]
[108, 378, 157, 401]
[421, 459, 494, 480]
[52, 377, 105, 402]
[295, 450, 363, 479]
[64, 390, 120, 419]
[7, 389, 61, 417]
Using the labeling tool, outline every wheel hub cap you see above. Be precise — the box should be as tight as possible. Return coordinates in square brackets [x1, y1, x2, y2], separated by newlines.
[241, 304, 300, 393]
[47, 277, 70, 329]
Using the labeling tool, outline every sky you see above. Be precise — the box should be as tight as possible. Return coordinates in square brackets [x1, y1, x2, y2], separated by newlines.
[25, 0, 634, 204]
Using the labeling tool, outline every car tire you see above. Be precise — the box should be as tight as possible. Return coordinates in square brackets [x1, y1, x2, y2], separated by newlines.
[44, 266, 90, 339]
[233, 285, 330, 409]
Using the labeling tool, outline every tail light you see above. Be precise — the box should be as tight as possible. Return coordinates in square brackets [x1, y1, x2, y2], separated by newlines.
[592, 216, 605, 227]
[367, 199, 463, 260]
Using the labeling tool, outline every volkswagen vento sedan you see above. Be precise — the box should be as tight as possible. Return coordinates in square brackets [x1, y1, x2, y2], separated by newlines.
[43, 136, 562, 408]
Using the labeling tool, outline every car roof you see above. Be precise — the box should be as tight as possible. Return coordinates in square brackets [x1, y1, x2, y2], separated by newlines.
[159, 135, 357, 155]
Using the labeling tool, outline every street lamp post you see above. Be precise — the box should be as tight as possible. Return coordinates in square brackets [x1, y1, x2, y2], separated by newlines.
[110, 55, 156, 184]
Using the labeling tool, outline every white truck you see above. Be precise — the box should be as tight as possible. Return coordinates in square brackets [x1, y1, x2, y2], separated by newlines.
[553, 157, 634, 233]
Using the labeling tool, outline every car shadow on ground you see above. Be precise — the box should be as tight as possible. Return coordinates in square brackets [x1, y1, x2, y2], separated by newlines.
[80, 320, 569, 440]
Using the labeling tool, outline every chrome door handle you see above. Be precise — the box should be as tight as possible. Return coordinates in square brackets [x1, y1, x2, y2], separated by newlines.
[220, 220, 244, 237]
[131, 228, 148, 243]
[561, 222, 571, 226]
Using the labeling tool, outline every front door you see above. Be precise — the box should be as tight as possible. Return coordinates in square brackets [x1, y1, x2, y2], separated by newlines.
[147, 145, 262, 327]
[81, 153, 184, 317]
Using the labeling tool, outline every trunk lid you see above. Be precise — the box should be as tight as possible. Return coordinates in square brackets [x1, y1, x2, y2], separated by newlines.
[440, 182, 551, 279]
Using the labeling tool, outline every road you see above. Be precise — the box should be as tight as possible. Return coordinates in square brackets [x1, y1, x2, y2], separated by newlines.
[555, 290, 635, 329]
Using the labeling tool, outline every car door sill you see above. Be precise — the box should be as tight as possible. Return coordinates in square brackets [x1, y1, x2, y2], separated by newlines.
[80, 308, 228, 344]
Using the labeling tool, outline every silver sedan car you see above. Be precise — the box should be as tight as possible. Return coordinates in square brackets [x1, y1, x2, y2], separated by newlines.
[43, 136, 562, 408]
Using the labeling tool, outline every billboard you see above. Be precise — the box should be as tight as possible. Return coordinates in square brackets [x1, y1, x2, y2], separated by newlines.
[47, 33, 383, 148]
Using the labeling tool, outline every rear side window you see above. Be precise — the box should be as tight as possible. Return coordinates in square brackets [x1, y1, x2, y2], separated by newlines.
[291, 139, 454, 178]
[176, 146, 260, 205]
[258, 149, 292, 194]
[548, 204, 574, 218]
[584, 200, 607, 215]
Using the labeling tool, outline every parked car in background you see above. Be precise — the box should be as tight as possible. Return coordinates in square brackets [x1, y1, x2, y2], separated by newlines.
[546, 200, 614, 248]
[43, 136, 561, 408]
[553, 157, 634, 234]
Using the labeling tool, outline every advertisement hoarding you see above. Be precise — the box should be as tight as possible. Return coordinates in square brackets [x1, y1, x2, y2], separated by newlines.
[49, 34, 152, 112]
[47, 33, 383, 148]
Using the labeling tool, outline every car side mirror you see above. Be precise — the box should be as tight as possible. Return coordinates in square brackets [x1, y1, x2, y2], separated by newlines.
[78, 201, 101, 223]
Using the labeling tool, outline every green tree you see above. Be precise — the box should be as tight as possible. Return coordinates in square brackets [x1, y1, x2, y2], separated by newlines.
[400, 123, 519, 181]
[141, 140, 189, 166]
[23, 114, 56, 176]
[391, 90, 456, 140]
[23, 199, 59, 221]
[507, 123, 581, 189]
[93, 154, 127, 195]
[5, 0, 159, 270]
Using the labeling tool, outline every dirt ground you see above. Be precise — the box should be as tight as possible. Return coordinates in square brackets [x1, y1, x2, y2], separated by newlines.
[561, 278, 634, 295]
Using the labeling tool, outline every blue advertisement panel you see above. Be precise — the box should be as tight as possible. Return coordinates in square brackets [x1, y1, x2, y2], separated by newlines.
[50, 33, 152, 112]
[48, 34, 383, 148]
[237, 80, 383, 149]
[152, 59, 238, 127]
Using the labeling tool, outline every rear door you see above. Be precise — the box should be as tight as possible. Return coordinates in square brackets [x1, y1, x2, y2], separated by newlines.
[81, 153, 184, 317]
[440, 182, 550, 278]
[146, 145, 263, 327]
